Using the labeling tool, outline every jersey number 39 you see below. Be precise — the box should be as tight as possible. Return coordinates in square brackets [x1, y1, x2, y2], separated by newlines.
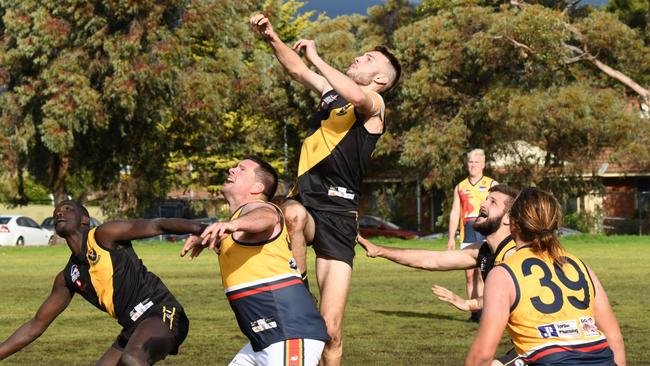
[522, 257, 590, 314]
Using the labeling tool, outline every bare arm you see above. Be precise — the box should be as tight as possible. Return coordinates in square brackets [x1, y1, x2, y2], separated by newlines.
[588, 266, 626, 366]
[432, 285, 483, 312]
[358, 235, 479, 270]
[0, 272, 72, 360]
[448, 184, 461, 250]
[182, 203, 280, 259]
[250, 14, 328, 94]
[465, 267, 513, 366]
[95, 218, 205, 249]
[293, 39, 380, 117]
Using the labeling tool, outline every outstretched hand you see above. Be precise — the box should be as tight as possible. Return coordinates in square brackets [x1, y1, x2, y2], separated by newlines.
[180, 235, 206, 260]
[292, 39, 321, 65]
[356, 235, 380, 258]
[250, 14, 277, 41]
[432, 285, 470, 311]
[201, 221, 238, 249]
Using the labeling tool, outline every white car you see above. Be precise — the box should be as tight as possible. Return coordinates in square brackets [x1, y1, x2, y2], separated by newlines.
[0, 215, 53, 246]
[40, 216, 102, 238]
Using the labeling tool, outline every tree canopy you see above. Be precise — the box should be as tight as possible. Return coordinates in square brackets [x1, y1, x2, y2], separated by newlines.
[1, 0, 648, 217]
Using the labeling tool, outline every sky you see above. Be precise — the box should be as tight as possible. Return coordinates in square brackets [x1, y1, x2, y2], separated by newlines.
[301, 0, 608, 17]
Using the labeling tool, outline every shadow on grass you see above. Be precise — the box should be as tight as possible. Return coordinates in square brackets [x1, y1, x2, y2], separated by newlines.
[375, 309, 464, 322]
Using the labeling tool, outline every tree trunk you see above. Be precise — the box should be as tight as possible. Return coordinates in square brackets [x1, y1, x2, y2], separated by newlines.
[51, 154, 70, 204]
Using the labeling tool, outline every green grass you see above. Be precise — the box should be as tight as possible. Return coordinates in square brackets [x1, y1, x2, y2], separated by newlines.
[0, 235, 648, 365]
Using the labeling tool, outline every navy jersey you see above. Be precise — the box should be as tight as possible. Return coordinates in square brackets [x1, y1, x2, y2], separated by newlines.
[219, 203, 330, 351]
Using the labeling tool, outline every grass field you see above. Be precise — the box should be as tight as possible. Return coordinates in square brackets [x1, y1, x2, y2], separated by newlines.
[0, 235, 648, 365]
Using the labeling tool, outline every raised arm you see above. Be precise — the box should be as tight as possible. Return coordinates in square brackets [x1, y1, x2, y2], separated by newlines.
[0, 272, 72, 360]
[357, 235, 479, 271]
[448, 184, 461, 250]
[94, 218, 205, 249]
[292, 39, 379, 117]
[250, 14, 328, 95]
[588, 266, 626, 366]
[465, 267, 513, 366]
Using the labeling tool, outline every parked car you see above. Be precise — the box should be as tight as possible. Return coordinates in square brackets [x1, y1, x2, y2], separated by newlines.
[41, 216, 102, 237]
[557, 227, 582, 237]
[358, 215, 421, 240]
[0, 215, 53, 246]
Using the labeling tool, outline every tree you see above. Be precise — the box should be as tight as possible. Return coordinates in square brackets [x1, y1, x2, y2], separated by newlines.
[0, 0, 192, 215]
[167, 0, 318, 197]
[385, 0, 648, 200]
[606, 0, 650, 42]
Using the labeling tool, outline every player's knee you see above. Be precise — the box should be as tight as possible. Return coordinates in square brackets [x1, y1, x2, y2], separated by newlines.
[283, 204, 307, 231]
[326, 329, 343, 349]
[120, 348, 147, 366]
[324, 318, 343, 345]
[324, 338, 343, 359]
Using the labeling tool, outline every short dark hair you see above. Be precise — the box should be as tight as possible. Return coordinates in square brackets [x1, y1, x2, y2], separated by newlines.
[57, 199, 87, 215]
[489, 184, 519, 210]
[374, 46, 401, 92]
[244, 155, 278, 200]
[56, 200, 89, 226]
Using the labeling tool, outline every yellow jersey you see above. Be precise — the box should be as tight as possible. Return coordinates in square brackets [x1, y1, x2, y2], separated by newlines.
[218, 202, 329, 351]
[457, 176, 494, 242]
[499, 246, 614, 365]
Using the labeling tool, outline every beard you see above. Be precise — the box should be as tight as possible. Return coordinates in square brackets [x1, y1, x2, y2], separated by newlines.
[473, 214, 503, 236]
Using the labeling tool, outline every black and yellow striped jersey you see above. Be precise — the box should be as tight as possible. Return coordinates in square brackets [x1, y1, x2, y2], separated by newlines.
[219, 202, 330, 351]
[499, 246, 614, 365]
[476, 235, 516, 280]
[63, 228, 180, 329]
[290, 90, 384, 212]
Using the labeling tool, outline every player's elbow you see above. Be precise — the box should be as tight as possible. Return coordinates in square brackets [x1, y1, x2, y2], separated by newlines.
[465, 350, 493, 366]
[347, 91, 368, 107]
[288, 69, 302, 81]
[288, 65, 310, 82]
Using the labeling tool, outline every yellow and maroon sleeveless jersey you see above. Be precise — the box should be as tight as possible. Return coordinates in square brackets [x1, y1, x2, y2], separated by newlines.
[63, 228, 179, 328]
[219, 202, 330, 351]
[457, 176, 494, 242]
[289, 90, 384, 212]
[499, 247, 614, 365]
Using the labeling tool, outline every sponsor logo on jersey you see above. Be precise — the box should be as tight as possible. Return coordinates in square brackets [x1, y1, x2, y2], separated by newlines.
[478, 253, 489, 273]
[322, 94, 338, 105]
[70, 264, 81, 282]
[251, 317, 278, 333]
[327, 186, 355, 200]
[70, 264, 86, 291]
[129, 298, 154, 322]
[289, 257, 298, 271]
[579, 316, 600, 337]
[537, 320, 581, 339]
[478, 185, 488, 192]
[335, 103, 352, 116]
[87, 248, 100, 265]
